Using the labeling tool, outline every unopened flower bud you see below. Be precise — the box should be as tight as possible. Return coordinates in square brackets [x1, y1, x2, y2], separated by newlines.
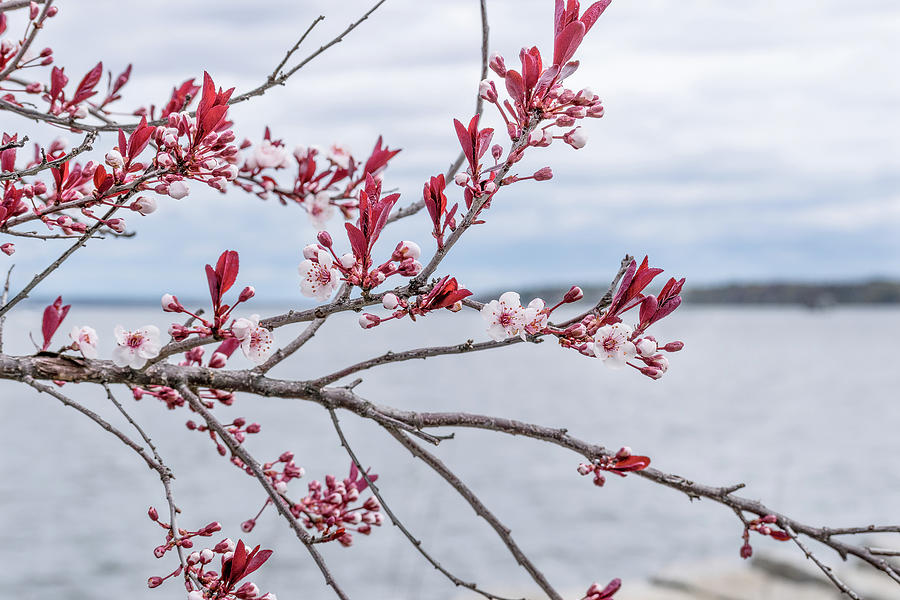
[106, 218, 126, 233]
[0, 243, 14, 256]
[359, 313, 380, 329]
[662, 341, 684, 352]
[636, 338, 657, 356]
[153, 545, 167, 558]
[167, 180, 190, 199]
[161, 293, 183, 313]
[454, 172, 468, 186]
[104, 149, 124, 169]
[616, 446, 632, 459]
[565, 127, 588, 149]
[25, 81, 42, 93]
[393, 240, 421, 261]
[478, 79, 498, 102]
[740, 542, 753, 559]
[491, 144, 503, 161]
[130, 196, 157, 215]
[317, 231, 333, 247]
[147, 576, 163, 588]
[577, 463, 593, 475]
[382, 293, 399, 310]
[587, 104, 605, 118]
[274, 480, 288, 493]
[238, 286, 255, 302]
[246, 423, 261, 433]
[533, 167, 553, 181]
[556, 115, 576, 127]
[187, 551, 201, 565]
[489, 52, 506, 77]
[148, 506, 159, 521]
[208, 352, 227, 369]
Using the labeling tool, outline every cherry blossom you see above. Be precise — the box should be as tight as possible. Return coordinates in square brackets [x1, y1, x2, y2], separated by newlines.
[112, 325, 161, 369]
[302, 191, 335, 228]
[481, 292, 526, 341]
[592, 323, 636, 368]
[69, 325, 98, 359]
[231, 315, 274, 364]
[298, 249, 341, 300]
[248, 138, 290, 170]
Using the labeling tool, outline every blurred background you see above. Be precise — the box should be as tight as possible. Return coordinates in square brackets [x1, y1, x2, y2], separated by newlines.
[1, 1, 899, 599]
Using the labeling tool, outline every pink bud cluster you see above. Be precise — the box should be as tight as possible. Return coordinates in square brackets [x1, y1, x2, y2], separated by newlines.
[146, 516, 275, 600]
[0, 6, 56, 92]
[739, 514, 791, 559]
[577, 446, 651, 487]
[187, 416, 262, 458]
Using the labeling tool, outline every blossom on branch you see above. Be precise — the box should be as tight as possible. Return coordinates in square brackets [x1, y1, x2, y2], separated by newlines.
[112, 325, 161, 369]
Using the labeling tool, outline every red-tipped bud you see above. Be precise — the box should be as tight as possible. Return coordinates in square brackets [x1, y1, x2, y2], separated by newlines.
[317, 230, 333, 247]
[238, 286, 255, 302]
[359, 313, 380, 329]
[740, 542, 753, 559]
[153, 545, 167, 558]
[29, 2, 39, 19]
[147, 576, 163, 588]
[241, 519, 256, 533]
[662, 341, 684, 352]
[533, 167, 553, 181]
[489, 52, 506, 77]
[46, 6, 58, 17]
[577, 463, 593, 475]
[762, 514, 778, 524]
[393, 240, 421, 261]
[615, 446, 632, 459]
[106, 218, 126, 233]
[246, 423, 261, 433]
[1, 243, 15, 256]
[161, 293, 183, 313]
[563, 323, 587, 338]
[491, 144, 503, 161]
[593, 473, 606, 487]
[478, 79, 498, 102]
[382, 292, 399, 310]
[208, 352, 227, 369]
[148, 506, 159, 521]
[563, 285, 583, 303]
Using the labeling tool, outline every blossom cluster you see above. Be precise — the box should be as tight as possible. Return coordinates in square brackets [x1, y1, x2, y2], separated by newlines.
[234, 128, 401, 228]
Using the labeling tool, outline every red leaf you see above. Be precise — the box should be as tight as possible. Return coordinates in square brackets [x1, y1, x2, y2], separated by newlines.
[453, 118, 474, 168]
[197, 71, 216, 119]
[504, 70, 525, 105]
[581, 0, 612, 35]
[242, 548, 272, 579]
[70, 61, 103, 105]
[205, 264, 220, 306]
[553, 21, 586, 66]
[613, 455, 651, 472]
[215, 250, 240, 298]
[769, 530, 791, 541]
[344, 223, 366, 260]
[117, 129, 127, 156]
[127, 118, 153, 160]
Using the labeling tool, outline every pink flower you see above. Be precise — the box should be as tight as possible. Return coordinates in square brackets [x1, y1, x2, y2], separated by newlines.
[298, 250, 342, 300]
[592, 323, 636, 368]
[327, 144, 352, 170]
[481, 292, 526, 341]
[112, 325, 161, 368]
[231, 314, 274, 364]
[69, 325, 98, 359]
[303, 192, 335, 228]
[249, 138, 290, 169]
[523, 298, 549, 335]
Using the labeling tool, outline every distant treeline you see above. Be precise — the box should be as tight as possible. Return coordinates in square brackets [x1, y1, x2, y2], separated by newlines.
[498, 280, 900, 307]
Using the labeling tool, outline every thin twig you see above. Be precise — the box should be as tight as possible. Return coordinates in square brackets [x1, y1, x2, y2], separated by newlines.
[386, 426, 564, 600]
[0, 0, 54, 81]
[0, 131, 97, 181]
[328, 407, 521, 600]
[270, 16, 325, 80]
[0, 204, 121, 318]
[783, 524, 861, 599]
[0, 265, 12, 353]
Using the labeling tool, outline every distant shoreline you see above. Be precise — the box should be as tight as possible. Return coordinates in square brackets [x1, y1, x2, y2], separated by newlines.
[19, 280, 900, 308]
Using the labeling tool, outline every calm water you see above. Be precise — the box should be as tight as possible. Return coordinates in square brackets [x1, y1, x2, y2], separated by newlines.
[1, 305, 898, 599]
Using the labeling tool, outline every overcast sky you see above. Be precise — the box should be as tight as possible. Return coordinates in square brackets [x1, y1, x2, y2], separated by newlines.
[3, 0, 899, 302]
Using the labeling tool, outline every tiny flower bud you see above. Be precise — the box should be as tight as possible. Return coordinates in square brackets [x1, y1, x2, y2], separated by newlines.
[161, 293, 183, 313]
[30, 2, 39, 20]
[454, 172, 469, 186]
[359, 313, 380, 329]
[382, 293, 399, 310]
[339, 253, 356, 269]
[478, 79, 498, 102]
[1, 243, 15, 256]
[393, 240, 421, 261]
[148, 506, 159, 521]
[577, 463, 593, 475]
[187, 551, 201, 565]
[147, 576, 163, 588]
[208, 352, 227, 369]
[25, 81, 42, 93]
[662, 341, 684, 352]
[106, 218, 126, 233]
[246, 423, 261, 433]
[317, 231, 333, 247]
[563, 285, 583, 303]
[740, 542, 753, 559]
[616, 446, 632, 459]
[565, 127, 588, 149]
[130, 196, 157, 215]
[104, 149, 125, 169]
[274, 480, 288, 493]
[167, 180, 190, 199]
[533, 167, 553, 181]
[238, 286, 255, 302]
[489, 52, 506, 77]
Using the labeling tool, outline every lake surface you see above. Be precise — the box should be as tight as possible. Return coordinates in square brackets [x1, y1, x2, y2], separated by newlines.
[1, 305, 898, 599]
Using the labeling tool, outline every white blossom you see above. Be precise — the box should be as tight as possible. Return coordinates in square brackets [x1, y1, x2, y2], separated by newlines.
[481, 292, 526, 341]
[299, 250, 342, 300]
[69, 326, 98, 359]
[112, 325, 161, 369]
[592, 323, 636, 368]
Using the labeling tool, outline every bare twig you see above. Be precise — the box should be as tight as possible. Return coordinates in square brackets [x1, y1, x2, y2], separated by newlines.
[0, 265, 12, 353]
[269, 16, 325, 80]
[387, 426, 564, 600]
[0, 204, 121, 318]
[388, 0, 491, 224]
[783, 524, 862, 599]
[0, 0, 54, 81]
[22, 375, 162, 472]
[328, 408, 520, 600]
